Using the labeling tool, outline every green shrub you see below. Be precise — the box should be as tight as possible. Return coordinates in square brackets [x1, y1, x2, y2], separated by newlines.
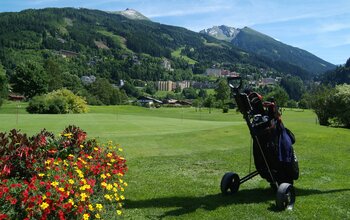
[27, 89, 88, 114]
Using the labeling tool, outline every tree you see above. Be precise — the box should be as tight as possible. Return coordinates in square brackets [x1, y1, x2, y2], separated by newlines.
[88, 78, 127, 105]
[280, 76, 304, 101]
[0, 64, 7, 107]
[265, 86, 289, 107]
[11, 62, 49, 98]
[309, 85, 335, 126]
[198, 88, 207, 99]
[214, 79, 230, 107]
[121, 81, 141, 98]
[328, 84, 350, 127]
[44, 58, 63, 91]
[144, 82, 157, 95]
[182, 87, 198, 99]
[204, 95, 215, 113]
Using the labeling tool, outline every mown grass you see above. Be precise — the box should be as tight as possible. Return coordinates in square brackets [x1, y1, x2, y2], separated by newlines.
[0, 103, 349, 219]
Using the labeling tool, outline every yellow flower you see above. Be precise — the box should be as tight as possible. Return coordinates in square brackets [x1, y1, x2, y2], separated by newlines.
[107, 153, 112, 158]
[100, 174, 106, 179]
[38, 173, 45, 177]
[87, 155, 92, 159]
[88, 204, 94, 211]
[119, 179, 124, 184]
[101, 182, 107, 187]
[64, 160, 69, 166]
[95, 203, 103, 211]
[68, 154, 75, 158]
[104, 194, 112, 201]
[59, 187, 65, 192]
[42, 195, 47, 200]
[64, 132, 73, 137]
[40, 202, 49, 210]
[123, 182, 128, 187]
[51, 181, 59, 187]
[106, 184, 113, 191]
[94, 147, 99, 151]
[118, 148, 123, 152]
[68, 179, 75, 184]
[45, 160, 51, 165]
[120, 195, 125, 200]
[106, 173, 111, 177]
[107, 163, 112, 166]
[80, 193, 88, 201]
[54, 161, 59, 165]
[95, 213, 101, 219]
[120, 187, 125, 192]
[110, 159, 116, 163]
[80, 144, 84, 148]
[83, 213, 89, 220]
[68, 198, 74, 206]
[117, 210, 122, 215]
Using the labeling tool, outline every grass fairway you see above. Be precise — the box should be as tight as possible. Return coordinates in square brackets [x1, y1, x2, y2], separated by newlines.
[1, 103, 350, 219]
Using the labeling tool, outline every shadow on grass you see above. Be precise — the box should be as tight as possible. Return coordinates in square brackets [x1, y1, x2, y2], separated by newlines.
[125, 187, 350, 218]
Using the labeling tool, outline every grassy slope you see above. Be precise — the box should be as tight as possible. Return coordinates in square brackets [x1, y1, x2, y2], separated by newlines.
[0, 103, 349, 219]
[171, 47, 197, 64]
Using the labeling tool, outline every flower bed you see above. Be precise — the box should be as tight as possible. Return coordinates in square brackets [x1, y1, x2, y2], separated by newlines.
[0, 125, 127, 220]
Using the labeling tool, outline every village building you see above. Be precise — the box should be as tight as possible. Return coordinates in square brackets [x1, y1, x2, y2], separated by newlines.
[59, 50, 79, 58]
[136, 96, 163, 107]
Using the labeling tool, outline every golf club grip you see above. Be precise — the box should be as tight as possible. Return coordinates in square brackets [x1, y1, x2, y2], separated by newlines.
[227, 76, 242, 90]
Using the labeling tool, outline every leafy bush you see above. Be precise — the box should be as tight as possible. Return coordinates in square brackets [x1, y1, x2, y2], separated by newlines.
[27, 89, 88, 114]
[0, 126, 128, 219]
[310, 84, 350, 127]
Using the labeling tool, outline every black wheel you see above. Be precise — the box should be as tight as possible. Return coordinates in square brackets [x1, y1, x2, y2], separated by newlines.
[220, 172, 240, 195]
[276, 183, 295, 210]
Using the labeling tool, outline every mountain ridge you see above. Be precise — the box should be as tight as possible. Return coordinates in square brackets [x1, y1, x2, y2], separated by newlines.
[201, 25, 335, 74]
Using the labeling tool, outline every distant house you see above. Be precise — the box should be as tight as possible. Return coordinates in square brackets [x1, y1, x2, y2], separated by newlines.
[205, 68, 221, 77]
[163, 99, 192, 107]
[156, 80, 191, 91]
[59, 50, 79, 58]
[8, 94, 25, 101]
[81, 75, 96, 85]
[205, 68, 239, 77]
[136, 96, 163, 107]
[161, 58, 173, 71]
[259, 77, 277, 86]
[157, 81, 174, 91]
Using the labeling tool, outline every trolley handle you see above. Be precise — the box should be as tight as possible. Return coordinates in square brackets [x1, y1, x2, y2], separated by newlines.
[227, 76, 242, 92]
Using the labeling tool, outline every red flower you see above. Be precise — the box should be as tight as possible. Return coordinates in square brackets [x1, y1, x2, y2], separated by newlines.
[0, 214, 8, 220]
[10, 198, 18, 205]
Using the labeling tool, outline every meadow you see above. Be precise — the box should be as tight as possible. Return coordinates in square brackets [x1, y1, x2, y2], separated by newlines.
[0, 102, 349, 219]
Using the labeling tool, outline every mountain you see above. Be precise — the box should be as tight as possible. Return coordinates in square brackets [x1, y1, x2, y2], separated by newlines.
[200, 25, 335, 74]
[0, 7, 314, 89]
[200, 25, 239, 41]
[112, 8, 149, 20]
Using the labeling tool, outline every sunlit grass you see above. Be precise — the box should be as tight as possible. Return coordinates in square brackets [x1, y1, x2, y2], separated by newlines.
[0, 103, 349, 219]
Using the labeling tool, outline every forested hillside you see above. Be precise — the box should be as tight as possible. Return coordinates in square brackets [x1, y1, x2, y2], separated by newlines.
[0, 7, 321, 105]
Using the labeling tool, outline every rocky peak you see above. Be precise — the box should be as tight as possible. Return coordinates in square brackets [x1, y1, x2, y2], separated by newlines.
[200, 25, 240, 41]
[113, 8, 149, 20]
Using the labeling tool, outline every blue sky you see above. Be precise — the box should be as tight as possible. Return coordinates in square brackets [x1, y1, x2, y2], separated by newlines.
[1, 0, 349, 65]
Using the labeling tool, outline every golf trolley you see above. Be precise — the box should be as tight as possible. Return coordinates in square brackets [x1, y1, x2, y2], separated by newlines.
[220, 76, 299, 210]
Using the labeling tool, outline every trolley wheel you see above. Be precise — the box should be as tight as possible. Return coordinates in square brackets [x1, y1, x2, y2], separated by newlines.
[276, 183, 295, 210]
[220, 172, 240, 195]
